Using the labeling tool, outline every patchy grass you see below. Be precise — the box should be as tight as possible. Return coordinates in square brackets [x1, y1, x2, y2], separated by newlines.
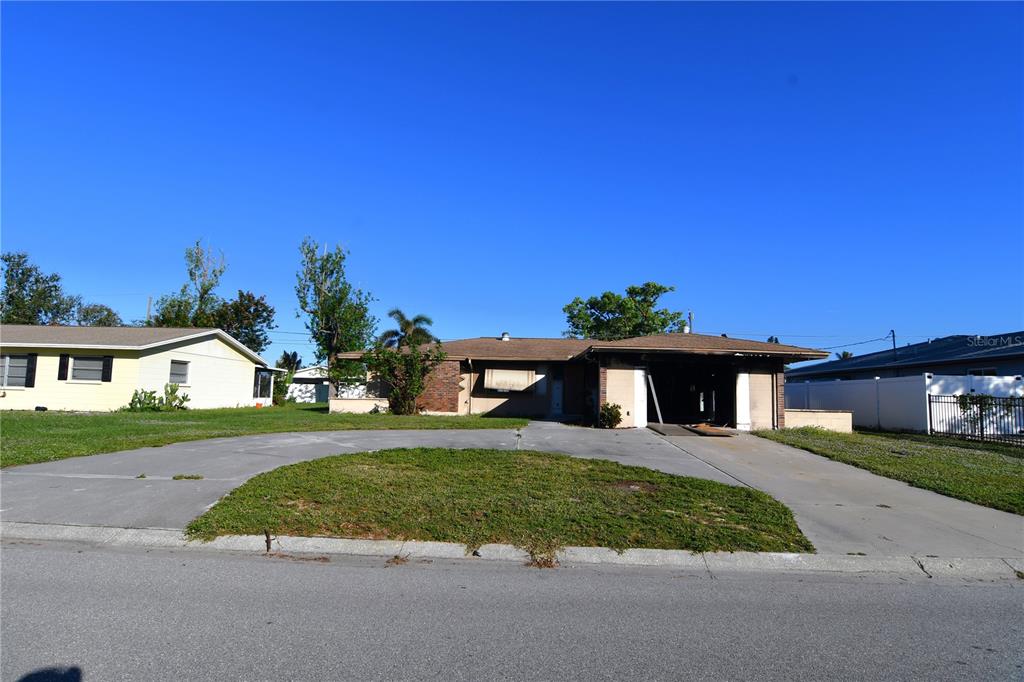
[755, 428, 1024, 515]
[185, 448, 813, 560]
[0, 402, 527, 468]
[172, 474, 204, 480]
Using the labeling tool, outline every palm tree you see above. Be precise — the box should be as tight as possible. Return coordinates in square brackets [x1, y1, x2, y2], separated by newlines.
[379, 308, 438, 348]
[276, 350, 302, 372]
[835, 351, 854, 360]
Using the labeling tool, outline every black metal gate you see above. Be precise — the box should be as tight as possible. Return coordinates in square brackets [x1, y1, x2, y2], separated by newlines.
[928, 394, 1024, 446]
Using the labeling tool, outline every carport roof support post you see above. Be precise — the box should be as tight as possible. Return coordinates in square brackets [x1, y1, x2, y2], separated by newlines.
[735, 371, 751, 431]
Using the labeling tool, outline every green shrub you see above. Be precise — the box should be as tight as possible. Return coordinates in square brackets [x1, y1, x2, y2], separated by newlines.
[122, 384, 190, 412]
[125, 389, 161, 411]
[162, 383, 190, 410]
[272, 371, 293, 407]
[598, 403, 623, 429]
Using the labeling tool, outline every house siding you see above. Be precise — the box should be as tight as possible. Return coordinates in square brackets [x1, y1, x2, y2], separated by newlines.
[137, 337, 267, 409]
[748, 370, 774, 430]
[604, 362, 642, 428]
[0, 347, 139, 411]
[0, 336, 267, 411]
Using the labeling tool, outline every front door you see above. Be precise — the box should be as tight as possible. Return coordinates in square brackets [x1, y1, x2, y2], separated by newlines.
[550, 378, 564, 416]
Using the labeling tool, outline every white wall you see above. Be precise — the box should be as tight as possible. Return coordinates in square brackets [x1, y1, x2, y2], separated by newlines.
[735, 372, 751, 430]
[786, 375, 927, 430]
[137, 337, 265, 409]
[633, 368, 647, 429]
[785, 409, 853, 433]
[287, 382, 329, 403]
[926, 374, 1023, 397]
[785, 374, 1024, 432]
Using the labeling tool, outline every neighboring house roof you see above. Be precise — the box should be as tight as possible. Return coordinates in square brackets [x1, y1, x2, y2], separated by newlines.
[786, 331, 1024, 379]
[292, 366, 328, 379]
[337, 333, 827, 362]
[0, 325, 270, 366]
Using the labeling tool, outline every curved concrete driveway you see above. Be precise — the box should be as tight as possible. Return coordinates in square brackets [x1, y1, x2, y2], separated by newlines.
[1, 422, 1020, 558]
[0, 423, 731, 530]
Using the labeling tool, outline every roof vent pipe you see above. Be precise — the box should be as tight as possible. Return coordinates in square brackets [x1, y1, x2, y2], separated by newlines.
[500, 331, 511, 341]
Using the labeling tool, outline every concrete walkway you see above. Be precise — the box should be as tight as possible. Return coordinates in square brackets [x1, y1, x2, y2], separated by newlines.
[1, 422, 1020, 558]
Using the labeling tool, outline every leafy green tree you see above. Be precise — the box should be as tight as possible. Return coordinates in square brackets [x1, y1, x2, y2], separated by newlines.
[149, 242, 277, 353]
[365, 342, 447, 415]
[563, 282, 684, 341]
[214, 290, 276, 353]
[378, 308, 438, 348]
[767, 336, 780, 344]
[276, 351, 302, 372]
[295, 237, 376, 389]
[150, 240, 226, 327]
[77, 303, 123, 327]
[0, 252, 80, 325]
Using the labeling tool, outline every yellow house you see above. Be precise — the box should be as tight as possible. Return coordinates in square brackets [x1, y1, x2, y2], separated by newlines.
[0, 325, 280, 411]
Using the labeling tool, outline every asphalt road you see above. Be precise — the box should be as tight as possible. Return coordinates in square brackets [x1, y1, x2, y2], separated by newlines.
[2, 540, 1021, 681]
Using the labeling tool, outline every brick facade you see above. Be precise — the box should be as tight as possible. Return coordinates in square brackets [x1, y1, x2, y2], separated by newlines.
[776, 371, 785, 429]
[598, 365, 608, 406]
[417, 359, 462, 413]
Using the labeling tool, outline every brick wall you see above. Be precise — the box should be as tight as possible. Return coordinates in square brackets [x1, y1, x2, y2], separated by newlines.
[776, 371, 786, 429]
[598, 365, 608, 406]
[417, 360, 462, 413]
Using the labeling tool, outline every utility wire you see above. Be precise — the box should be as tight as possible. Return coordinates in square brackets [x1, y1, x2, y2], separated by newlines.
[818, 333, 894, 351]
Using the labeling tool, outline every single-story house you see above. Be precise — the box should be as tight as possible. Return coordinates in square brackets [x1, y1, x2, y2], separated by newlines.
[333, 332, 827, 429]
[286, 365, 330, 403]
[786, 331, 1024, 382]
[0, 325, 281, 411]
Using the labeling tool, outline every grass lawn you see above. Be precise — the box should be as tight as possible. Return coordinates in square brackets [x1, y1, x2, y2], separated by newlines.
[185, 447, 814, 560]
[755, 428, 1024, 515]
[0, 403, 527, 468]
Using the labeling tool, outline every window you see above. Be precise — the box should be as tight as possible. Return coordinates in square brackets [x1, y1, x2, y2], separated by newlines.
[71, 356, 104, 381]
[169, 360, 190, 385]
[1, 355, 29, 388]
[253, 369, 273, 399]
[483, 368, 536, 392]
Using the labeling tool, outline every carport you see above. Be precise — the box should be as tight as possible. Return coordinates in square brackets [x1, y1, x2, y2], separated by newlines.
[587, 335, 828, 430]
[644, 357, 737, 426]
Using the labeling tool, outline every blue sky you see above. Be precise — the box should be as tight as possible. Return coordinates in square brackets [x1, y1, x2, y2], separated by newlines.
[3, 2, 1021, 366]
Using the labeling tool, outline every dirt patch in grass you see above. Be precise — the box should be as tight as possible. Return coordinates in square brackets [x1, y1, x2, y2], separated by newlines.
[610, 480, 660, 493]
[185, 448, 813, 557]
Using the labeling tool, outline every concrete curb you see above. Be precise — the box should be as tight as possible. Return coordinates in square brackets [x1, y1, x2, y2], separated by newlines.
[3, 522, 1021, 579]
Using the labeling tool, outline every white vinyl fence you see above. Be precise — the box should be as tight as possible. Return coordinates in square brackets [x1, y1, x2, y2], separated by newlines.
[785, 374, 1024, 432]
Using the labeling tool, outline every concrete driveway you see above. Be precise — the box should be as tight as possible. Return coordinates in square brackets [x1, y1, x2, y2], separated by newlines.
[0, 422, 732, 530]
[1, 422, 1020, 557]
[657, 432, 1023, 557]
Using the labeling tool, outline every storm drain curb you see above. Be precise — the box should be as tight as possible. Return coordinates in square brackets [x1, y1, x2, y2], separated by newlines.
[3, 521, 1020, 579]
